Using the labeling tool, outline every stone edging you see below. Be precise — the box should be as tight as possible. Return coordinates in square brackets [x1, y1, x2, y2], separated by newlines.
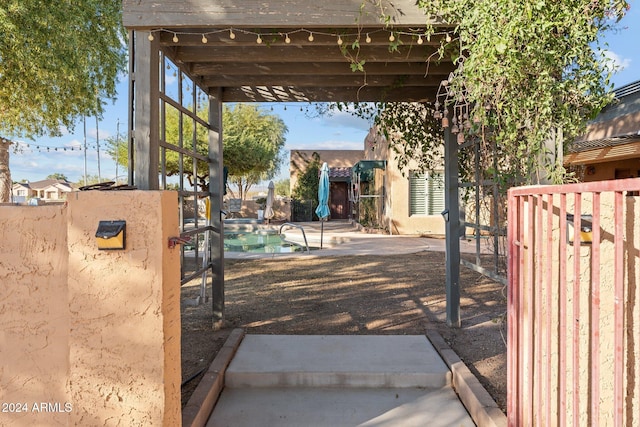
[182, 328, 245, 427]
[426, 330, 508, 427]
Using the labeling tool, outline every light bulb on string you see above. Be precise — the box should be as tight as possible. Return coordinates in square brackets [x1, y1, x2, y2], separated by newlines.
[389, 32, 395, 42]
[337, 35, 343, 45]
[256, 34, 263, 44]
[365, 34, 371, 43]
[172, 33, 179, 43]
[308, 32, 314, 42]
[148, 32, 154, 41]
[229, 29, 236, 39]
[284, 34, 291, 44]
[445, 33, 451, 43]
[417, 35, 423, 45]
[201, 34, 208, 44]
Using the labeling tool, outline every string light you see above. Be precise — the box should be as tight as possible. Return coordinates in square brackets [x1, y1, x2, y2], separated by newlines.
[15, 142, 84, 153]
[144, 27, 455, 47]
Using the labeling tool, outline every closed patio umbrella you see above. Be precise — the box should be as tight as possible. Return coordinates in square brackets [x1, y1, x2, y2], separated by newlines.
[315, 162, 330, 248]
[264, 180, 275, 223]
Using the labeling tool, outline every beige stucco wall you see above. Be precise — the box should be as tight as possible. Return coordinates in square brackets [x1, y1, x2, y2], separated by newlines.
[0, 191, 181, 426]
[0, 205, 70, 426]
[364, 128, 446, 235]
[289, 149, 363, 193]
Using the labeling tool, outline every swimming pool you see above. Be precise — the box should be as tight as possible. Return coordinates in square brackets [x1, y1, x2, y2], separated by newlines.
[224, 228, 310, 253]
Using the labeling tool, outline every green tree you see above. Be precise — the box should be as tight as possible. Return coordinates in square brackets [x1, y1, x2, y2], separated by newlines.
[274, 178, 291, 197]
[223, 104, 287, 200]
[47, 173, 69, 181]
[0, 1, 127, 201]
[292, 152, 321, 201]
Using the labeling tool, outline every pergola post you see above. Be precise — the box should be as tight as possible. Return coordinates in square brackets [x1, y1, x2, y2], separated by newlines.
[209, 89, 225, 329]
[131, 30, 159, 190]
[444, 125, 461, 327]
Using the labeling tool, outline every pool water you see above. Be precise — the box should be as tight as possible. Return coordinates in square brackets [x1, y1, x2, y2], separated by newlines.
[224, 229, 308, 253]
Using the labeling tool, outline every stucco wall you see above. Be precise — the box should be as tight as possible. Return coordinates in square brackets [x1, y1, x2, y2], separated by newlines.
[0, 191, 181, 426]
[364, 128, 446, 235]
[0, 205, 70, 426]
[289, 149, 363, 194]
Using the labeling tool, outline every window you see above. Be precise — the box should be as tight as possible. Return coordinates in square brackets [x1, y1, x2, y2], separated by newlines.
[409, 171, 445, 215]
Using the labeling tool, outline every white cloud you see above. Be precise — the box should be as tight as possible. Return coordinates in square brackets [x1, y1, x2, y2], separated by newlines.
[602, 50, 631, 72]
[322, 110, 371, 132]
[287, 139, 364, 151]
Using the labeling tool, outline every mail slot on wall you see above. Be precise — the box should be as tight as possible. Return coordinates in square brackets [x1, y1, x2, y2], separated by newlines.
[566, 214, 593, 244]
[95, 220, 126, 250]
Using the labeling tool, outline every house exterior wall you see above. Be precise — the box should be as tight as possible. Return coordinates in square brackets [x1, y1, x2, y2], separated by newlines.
[364, 128, 446, 235]
[580, 156, 640, 182]
[0, 191, 181, 426]
[289, 149, 363, 194]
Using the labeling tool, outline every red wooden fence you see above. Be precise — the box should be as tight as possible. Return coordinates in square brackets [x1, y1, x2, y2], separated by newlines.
[507, 178, 640, 426]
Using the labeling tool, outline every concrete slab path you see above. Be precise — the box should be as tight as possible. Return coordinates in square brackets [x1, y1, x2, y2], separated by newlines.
[206, 335, 475, 427]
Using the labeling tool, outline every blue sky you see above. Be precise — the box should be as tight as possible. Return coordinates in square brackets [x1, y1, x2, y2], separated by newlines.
[10, 6, 640, 184]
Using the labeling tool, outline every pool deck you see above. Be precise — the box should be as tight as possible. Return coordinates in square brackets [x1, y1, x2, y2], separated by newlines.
[224, 219, 487, 259]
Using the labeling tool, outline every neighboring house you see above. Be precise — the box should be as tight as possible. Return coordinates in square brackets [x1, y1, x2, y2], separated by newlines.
[11, 179, 75, 203]
[290, 149, 363, 220]
[565, 80, 640, 182]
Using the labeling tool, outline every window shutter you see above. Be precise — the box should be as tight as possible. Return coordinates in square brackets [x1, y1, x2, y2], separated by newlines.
[427, 172, 445, 215]
[409, 172, 426, 215]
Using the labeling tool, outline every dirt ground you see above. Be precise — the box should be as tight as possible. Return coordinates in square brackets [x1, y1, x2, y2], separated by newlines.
[180, 251, 508, 413]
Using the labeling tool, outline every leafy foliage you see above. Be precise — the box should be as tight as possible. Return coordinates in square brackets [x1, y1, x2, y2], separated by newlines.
[223, 104, 287, 200]
[115, 103, 286, 198]
[274, 178, 291, 197]
[346, 0, 630, 185]
[46, 173, 69, 181]
[292, 152, 321, 201]
[0, 0, 127, 138]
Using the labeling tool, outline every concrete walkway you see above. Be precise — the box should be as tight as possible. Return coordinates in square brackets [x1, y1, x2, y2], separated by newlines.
[182, 221, 507, 427]
[207, 335, 475, 427]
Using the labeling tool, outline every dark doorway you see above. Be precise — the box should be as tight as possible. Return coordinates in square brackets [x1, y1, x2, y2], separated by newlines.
[330, 181, 349, 219]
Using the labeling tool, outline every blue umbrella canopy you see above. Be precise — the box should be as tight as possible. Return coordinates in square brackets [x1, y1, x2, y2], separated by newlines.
[315, 162, 330, 220]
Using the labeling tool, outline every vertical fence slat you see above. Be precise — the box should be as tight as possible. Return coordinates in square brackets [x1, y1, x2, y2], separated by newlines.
[507, 190, 520, 427]
[534, 194, 543, 427]
[518, 195, 527, 426]
[590, 192, 601, 425]
[559, 193, 568, 426]
[573, 194, 582, 424]
[614, 190, 624, 425]
[545, 193, 554, 424]
[524, 195, 535, 425]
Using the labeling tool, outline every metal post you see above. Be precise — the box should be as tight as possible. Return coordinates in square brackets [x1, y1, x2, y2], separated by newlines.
[209, 89, 225, 330]
[444, 124, 461, 327]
